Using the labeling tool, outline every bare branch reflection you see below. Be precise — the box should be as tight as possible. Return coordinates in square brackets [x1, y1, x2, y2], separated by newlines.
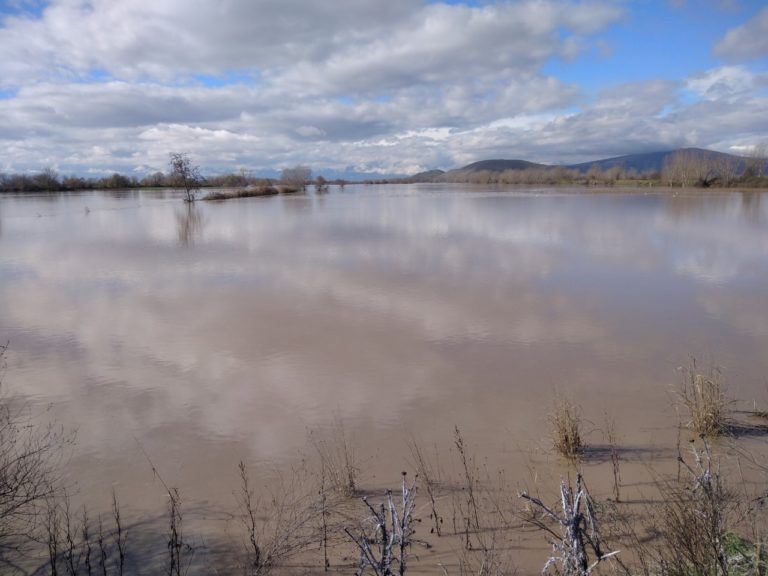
[739, 190, 763, 225]
[175, 204, 205, 246]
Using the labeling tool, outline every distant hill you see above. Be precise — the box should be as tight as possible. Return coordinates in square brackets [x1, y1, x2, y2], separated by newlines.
[404, 169, 446, 183]
[419, 148, 748, 180]
[566, 148, 746, 174]
[447, 159, 547, 175]
[566, 150, 674, 174]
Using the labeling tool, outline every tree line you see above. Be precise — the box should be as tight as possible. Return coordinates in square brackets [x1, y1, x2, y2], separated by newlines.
[0, 167, 274, 193]
[3, 148, 767, 194]
[660, 147, 767, 187]
[366, 148, 768, 188]
[0, 152, 319, 195]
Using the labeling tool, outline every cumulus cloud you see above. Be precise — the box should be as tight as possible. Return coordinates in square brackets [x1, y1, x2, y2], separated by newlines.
[0, 1, 766, 175]
[0, 0, 423, 86]
[273, 2, 622, 95]
[686, 66, 757, 100]
[0, 0, 617, 89]
[713, 6, 768, 62]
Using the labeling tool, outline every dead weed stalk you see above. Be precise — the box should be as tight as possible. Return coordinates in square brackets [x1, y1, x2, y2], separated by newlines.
[345, 473, 417, 576]
[408, 440, 443, 536]
[519, 473, 618, 576]
[454, 426, 482, 539]
[604, 413, 621, 502]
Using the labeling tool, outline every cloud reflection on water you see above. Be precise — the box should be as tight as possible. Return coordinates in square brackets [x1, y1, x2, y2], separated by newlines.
[0, 186, 766, 495]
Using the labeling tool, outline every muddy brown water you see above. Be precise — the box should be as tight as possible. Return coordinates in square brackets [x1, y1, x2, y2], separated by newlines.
[1, 185, 767, 573]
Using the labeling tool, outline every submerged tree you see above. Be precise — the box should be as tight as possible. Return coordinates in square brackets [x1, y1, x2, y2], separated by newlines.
[0, 343, 69, 565]
[169, 153, 203, 202]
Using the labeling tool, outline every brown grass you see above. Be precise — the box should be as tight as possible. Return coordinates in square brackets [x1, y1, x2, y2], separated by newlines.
[549, 397, 584, 460]
[679, 359, 728, 437]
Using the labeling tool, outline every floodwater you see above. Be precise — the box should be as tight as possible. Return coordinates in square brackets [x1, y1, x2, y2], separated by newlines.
[1, 185, 768, 570]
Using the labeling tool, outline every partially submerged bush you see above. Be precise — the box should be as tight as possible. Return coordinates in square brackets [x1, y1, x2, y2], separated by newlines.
[236, 461, 322, 576]
[202, 186, 279, 201]
[653, 441, 733, 576]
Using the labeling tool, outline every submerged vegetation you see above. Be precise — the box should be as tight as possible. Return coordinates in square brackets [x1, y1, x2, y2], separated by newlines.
[2, 346, 768, 575]
[202, 186, 279, 200]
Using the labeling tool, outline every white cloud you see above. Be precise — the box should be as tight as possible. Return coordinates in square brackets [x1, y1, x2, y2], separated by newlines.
[273, 2, 622, 95]
[686, 66, 756, 100]
[0, 1, 766, 175]
[713, 6, 768, 62]
[0, 0, 619, 90]
[0, 0, 423, 86]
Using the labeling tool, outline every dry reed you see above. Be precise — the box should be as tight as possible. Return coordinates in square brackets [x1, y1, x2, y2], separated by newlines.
[549, 397, 584, 460]
[679, 359, 728, 437]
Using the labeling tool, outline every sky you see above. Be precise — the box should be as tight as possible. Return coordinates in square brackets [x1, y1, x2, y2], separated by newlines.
[0, 0, 767, 178]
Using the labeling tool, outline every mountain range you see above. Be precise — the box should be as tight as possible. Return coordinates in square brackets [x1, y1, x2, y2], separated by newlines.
[404, 148, 747, 181]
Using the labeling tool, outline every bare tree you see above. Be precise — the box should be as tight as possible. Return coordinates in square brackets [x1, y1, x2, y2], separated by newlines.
[279, 166, 312, 192]
[0, 343, 68, 566]
[713, 155, 739, 187]
[662, 150, 717, 187]
[33, 167, 61, 192]
[142, 171, 167, 188]
[169, 153, 203, 202]
[744, 143, 767, 179]
[586, 164, 605, 185]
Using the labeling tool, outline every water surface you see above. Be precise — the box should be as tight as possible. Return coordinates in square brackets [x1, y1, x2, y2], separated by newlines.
[1, 184, 767, 513]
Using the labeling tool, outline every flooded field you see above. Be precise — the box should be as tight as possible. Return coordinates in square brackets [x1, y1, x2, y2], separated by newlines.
[1, 185, 767, 573]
